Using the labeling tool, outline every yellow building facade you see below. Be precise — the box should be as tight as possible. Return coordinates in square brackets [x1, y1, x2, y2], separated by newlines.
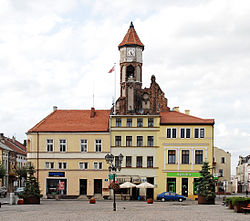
[27, 108, 111, 198]
[155, 110, 214, 200]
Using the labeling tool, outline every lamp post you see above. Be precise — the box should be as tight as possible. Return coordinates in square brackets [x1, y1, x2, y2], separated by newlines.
[105, 153, 123, 211]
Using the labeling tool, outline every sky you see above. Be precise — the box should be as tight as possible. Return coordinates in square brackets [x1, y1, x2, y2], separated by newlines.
[0, 0, 249, 175]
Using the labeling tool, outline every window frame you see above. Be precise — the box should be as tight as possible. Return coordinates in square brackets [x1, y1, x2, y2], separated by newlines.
[95, 139, 102, 152]
[181, 150, 190, 164]
[137, 136, 143, 147]
[147, 156, 153, 168]
[46, 139, 54, 152]
[147, 136, 154, 146]
[127, 118, 132, 127]
[58, 162, 67, 169]
[126, 136, 132, 147]
[79, 162, 88, 170]
[148, 118, 154, 127]
[59, 139, 67, 152]
[195, 150, 203, 164]
[166, 128, 177, 138]
[45, 162, 54, 169]
[168, 150, 176, 164]
[137, 118, 143, 127]
[126, 156, 132, 168]
[136, 156, 143, 168]
[80, 139, 88, 152]
[116, 118, 122, 127]
[93, 162, 102, 170]
[115, 136, 122, 147]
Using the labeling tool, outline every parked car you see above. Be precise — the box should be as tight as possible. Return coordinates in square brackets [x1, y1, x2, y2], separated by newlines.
[157, 192, 186, 202]
[0, 186, 7, 198]
[14, 187, 25, 196]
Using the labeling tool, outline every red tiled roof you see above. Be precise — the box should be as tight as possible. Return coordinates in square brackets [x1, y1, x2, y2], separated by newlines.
[10, 139, 26, 152]
[4, 139, 27, 155]
[118, 22, 144, 49]
[28, 109, 110, 133]
[160, 111, 214, 125]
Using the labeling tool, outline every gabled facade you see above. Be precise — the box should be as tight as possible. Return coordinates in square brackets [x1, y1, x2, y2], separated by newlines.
[27, 107, 111, 198]
[213, 147, 231, 193]
[235, 155, 250, 193]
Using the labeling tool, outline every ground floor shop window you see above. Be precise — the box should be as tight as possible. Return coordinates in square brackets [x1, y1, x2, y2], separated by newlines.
[46, 179, 67, 195]
[167, 178, 176, 192]
[193, 178, 199, 195]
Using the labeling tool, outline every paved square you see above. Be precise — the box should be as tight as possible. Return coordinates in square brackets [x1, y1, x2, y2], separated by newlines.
[0, 199, 249, 221]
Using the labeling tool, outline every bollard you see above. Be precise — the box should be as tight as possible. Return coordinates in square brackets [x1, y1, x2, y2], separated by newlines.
[10, 193, 16, 205]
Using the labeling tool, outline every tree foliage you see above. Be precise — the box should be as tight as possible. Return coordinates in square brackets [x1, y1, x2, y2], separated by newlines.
[0, 163, 7, 179]
[20, 164, 42, 198]
[197, 161, 216, 200]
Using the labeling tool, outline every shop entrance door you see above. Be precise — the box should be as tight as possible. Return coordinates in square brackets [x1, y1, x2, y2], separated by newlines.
[167, 178, 176, 192]
[182, 178, 188, 196]
[146, 177, 154, 199]
[80, 179, 87, 195]
[94, 179, 102, 194]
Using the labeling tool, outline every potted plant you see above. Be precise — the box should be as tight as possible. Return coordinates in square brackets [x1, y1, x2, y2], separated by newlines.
[147, 198, 153, 204]
[197, 162, 216, 204]
[19, 164, 42, 204]
[89, 197, 96, 204]
[232, 197, 250, 213]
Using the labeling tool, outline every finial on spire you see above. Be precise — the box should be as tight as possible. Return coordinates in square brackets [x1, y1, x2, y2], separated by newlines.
[130, 21, 134, 28]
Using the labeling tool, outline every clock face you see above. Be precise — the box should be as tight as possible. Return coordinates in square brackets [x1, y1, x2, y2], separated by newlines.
[127, 48, 135, 57]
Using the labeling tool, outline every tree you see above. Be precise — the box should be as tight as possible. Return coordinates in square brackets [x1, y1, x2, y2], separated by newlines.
[15, 166, 27, 187]
[197, 161, 216, 201]
[20, 164, 41, 199]
[0, 163, 7, 180]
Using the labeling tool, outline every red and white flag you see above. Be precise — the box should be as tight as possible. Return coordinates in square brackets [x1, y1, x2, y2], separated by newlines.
[108, 66, 115, 73]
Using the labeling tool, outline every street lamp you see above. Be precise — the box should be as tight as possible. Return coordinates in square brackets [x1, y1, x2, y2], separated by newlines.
[105, 153, 123, 211]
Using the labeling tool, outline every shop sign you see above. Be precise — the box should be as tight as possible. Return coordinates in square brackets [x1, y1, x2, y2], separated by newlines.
[167, 172, 201, 177]
[49, 172, 65, 177]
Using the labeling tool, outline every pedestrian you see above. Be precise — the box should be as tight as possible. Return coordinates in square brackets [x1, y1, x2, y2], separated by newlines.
[246, 189, 248, 197]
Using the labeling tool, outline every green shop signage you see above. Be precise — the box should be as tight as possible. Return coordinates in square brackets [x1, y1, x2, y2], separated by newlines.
[167, 172, 201, 177]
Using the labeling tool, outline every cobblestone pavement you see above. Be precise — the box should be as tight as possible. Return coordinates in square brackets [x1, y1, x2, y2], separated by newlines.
[0, 198, 249, 221]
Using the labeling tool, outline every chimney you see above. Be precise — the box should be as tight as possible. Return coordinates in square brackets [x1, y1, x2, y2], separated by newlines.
[0, 133, 4, 140]
[90, 107, 96, 118]
[173, 106, 179, 112]
[53, 106, 57, 111]
[185, 110, 190, 115]
[12, 136, 16, 142]
[23, 140, 27, 147]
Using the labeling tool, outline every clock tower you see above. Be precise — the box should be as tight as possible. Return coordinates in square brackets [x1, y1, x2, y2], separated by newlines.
[116, 22, 144, 114]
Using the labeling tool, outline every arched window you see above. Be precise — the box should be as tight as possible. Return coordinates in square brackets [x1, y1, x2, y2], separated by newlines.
[126, 65, 134, 79]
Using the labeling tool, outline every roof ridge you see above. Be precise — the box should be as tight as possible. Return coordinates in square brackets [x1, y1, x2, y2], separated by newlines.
[171, 111, 210, 121]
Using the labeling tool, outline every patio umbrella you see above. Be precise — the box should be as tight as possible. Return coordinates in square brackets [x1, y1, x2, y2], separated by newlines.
[136, 182, 155, 188]
[120, 181, 136, 188]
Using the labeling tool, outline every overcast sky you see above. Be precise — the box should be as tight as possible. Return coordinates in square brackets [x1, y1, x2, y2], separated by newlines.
[0, 0, 249, 174]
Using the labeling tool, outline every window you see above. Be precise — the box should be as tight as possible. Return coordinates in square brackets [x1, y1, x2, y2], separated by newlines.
[137, 136, 143, 146]
[136, 156, 143, 168]
[116, 118, 121, 127]
[147, 136, 154, 146]
[95, 139, 102, 152]
[46, 139, 53, 152]
[93, 162, 103, 170]
[137, 118, 143, 127]
[80, 139, 88, 152]
[166, 128, 177, 138]
[127, 118, 132, 127]
[115, 136, 121, 146]
[45, 162, 54, 169]
[79, 162, 88, 170]
[126, 156, 132, 167]
[195, 150, 203, 164]
[59, 139, 66, 152]
[147, 156, 153, 168]
[58, 162, 67, 169]
[195, 128, 205, 138]
[200, 128, 205, 138]
[148, 118, 154, 127]
[219, 169, 223, 177]
[221, 157, 225, 164]
[168, 150, 176, 164]
[180, 128, 191, 138]
[126, 136, 132, 146]
[182, 150, 189, 164]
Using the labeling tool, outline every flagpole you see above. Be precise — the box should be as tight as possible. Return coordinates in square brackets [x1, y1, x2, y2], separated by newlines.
[114, 63, 116, 114]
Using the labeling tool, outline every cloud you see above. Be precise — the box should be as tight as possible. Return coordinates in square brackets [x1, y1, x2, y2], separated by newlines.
[0, 0, 249, 175]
